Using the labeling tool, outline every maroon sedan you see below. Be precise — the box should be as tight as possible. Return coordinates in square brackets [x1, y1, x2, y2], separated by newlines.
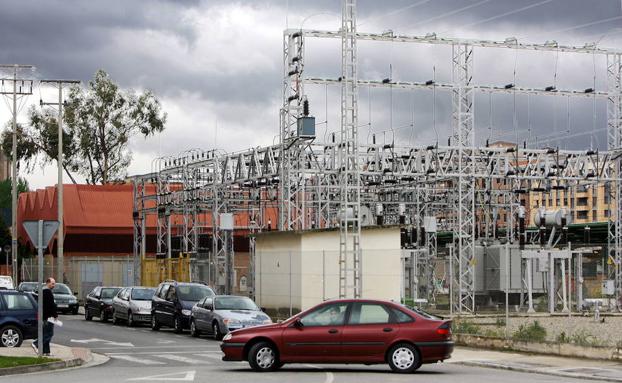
[221, 299, 453, 373]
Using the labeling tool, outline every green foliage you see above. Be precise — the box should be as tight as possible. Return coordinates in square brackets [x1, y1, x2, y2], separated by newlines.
[495, 317, 506, 327]
[512, 321, 547, 342]
[0, 178, 29, 210]
[453, 319, 480, 335]
[0, 356, 58, 368]
[556, 330, 602, 347]
[2, 70, 167, 184]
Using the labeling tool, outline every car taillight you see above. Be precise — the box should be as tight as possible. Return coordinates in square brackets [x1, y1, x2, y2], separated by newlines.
[437, 322, 451, 337]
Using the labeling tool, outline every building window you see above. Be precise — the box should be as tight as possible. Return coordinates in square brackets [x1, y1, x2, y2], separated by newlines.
[593, 197, 597, 206]
[577, 211, 588, 220]
[605, 210, 611, 218]
[605, 194, 611, 204]
[577, 197, 588, 207]
[556, 198, 560, 206]
[593, 211, 597, 221]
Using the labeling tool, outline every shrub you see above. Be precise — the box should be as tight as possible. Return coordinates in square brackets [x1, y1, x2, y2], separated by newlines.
[512, 321, 547, 342]
[454, 319, 480, 335]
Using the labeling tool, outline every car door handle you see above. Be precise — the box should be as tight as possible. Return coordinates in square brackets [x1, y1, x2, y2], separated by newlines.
[383, 328, 393, 332]
[328, 329, 339, 334]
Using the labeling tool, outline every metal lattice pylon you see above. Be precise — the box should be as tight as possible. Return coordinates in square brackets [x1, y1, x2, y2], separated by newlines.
[452, 43, 475, 313]
[338, 0, 362, 299]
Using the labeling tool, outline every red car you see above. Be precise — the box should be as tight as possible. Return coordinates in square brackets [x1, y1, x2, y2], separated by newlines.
[221, 299, 453, 373]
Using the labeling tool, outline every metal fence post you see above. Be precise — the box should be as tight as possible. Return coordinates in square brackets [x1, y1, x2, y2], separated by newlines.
[289, 251, 292, 317]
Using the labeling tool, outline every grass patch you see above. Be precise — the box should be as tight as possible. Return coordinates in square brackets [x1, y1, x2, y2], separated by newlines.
[0, 356, 59, 369]
[453, 319, 481, 335]
[512, 321, 547, 342]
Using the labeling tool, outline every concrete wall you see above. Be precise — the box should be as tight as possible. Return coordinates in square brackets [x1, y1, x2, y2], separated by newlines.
[255, 227, 402, 314]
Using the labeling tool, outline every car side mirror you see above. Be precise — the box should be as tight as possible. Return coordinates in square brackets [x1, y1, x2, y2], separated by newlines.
[293, 318, 304, 329]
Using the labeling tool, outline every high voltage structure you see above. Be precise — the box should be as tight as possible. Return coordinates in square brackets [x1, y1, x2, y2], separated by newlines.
[132, 0, 622, 313]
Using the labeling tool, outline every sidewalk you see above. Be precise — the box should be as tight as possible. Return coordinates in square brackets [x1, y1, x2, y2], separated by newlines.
[450, 346, 622, 382]
[0, 343, 95, 376]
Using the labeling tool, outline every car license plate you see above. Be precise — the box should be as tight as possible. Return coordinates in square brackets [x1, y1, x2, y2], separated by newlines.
[58, 304, 68, 308]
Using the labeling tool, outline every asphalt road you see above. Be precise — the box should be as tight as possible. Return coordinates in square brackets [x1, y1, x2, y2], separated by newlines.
[4, 313, 590, 383]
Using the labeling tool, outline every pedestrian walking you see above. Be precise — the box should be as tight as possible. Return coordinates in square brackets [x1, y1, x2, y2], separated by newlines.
[31, 277, 58, 356]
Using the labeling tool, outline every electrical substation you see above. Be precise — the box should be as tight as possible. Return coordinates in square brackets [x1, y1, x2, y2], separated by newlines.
[131, 0, 622, 314]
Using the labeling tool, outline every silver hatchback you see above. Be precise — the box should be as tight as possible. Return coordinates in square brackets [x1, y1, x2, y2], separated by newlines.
[112, 287, 156, 326]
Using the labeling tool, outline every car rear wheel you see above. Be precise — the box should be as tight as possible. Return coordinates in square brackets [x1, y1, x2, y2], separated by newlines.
[151, 315, 160, 331]
[190, 320, 200, 337]
[127, 312, 134, 327]
[212, 322, 223, 340]
[248, 341, 280, 372]
[0, 325, 23, 348]
[173, 316, 183, 333]
[84, 307, 92, 321]
[388, 343, 420, 373]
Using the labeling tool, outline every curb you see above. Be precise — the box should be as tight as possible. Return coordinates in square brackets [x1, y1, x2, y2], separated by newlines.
[0, 357, 84, 376]
[458, 360, 622, 383]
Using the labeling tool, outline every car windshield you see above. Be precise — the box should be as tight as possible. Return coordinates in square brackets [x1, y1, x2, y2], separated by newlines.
[177, 285, 213, 302]
[20, 283, 37, 292]
[131, 288, 155, 301]
[215, 296, 258, 311]
[101, 288, 121, 299]
[52, 284, 72, 295]
[404, 305, 441, 320]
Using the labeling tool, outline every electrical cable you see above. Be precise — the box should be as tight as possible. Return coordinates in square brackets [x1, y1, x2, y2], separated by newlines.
[407, 0, 491, 31]
[452, 0, 556, 32]
[359, 0, 433, 27]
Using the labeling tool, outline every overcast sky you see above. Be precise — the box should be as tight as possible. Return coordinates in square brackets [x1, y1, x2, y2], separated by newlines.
[1, 0, 621, 189]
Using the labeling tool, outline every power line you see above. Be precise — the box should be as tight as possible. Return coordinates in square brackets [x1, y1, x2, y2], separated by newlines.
[521, 14, 622, 40]
[359, 0, 433, 27]
[407, 0, 492, 30]
[453, 0, 556, 32]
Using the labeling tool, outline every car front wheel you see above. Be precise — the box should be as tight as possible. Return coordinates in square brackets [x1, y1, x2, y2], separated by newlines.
[127, 312, 134, 327]
[190, 320, 200, 337]
[388, 343, 420, 373]
[84, 307, 92, 321]
[151, 314, 160, 331]
[0, 325, 23, 348]
[248, 341, 280, 372]
[173, 316, 183, 333]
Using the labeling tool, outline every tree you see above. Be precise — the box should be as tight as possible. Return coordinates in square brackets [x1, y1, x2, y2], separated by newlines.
[2, 69, 167, 184]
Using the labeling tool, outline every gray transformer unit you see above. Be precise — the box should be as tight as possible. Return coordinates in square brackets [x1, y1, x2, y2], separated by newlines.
[474, 244, 545, 294]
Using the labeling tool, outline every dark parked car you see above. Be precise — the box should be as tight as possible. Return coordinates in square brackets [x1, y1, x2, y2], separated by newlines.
[0, 290, 37, 347]
[221, 299, 453, 373]
[151, 280, 215, 333]
[51, 283, 79, 315]
[190, 295, 271, 339]
[112, 287, 156, 326]
[17, 282, 39, 293]
[84, 286, 122, 322]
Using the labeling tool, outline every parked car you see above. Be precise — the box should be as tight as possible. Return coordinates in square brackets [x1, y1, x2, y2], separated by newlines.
[0, 290, 37, 347]
[111, 287, 156, 327]
[220, 299, 453, 373]
[0, 276, 14, 290]
[17, 282, 38, 293]
[151, 280, 215, 333]
[51, 283, 79, 315]
[84, 286, 122, 321]
[190, 295, 271, 339]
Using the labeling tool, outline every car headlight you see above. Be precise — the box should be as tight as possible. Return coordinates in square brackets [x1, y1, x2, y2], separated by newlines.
[223, 318, 240, 326]
[222, 333, 233, 341]
[181, 309, 192, 316]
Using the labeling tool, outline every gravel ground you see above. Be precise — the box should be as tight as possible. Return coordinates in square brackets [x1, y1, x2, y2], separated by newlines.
[463, 315, 622, 346]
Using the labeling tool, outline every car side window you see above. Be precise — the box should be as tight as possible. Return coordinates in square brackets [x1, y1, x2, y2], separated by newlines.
[159, 285, 169, 299]
[3, 294, 34, 310]
[300, 303, 348, 327]
[165, 286, 176, 301]
[198, 297, 206, 307]
[391, 308, 414, 323]
[348, 303, 392, 325]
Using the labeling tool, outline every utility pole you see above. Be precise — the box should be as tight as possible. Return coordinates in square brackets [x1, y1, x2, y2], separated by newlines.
[0, 64, 34, 285]
[40, 79, 80, 283]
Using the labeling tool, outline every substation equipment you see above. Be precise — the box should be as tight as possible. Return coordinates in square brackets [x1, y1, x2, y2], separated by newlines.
[132, 0, 622, 313]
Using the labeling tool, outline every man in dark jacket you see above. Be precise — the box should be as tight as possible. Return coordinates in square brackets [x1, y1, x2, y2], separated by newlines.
[31, 277, 57, 356]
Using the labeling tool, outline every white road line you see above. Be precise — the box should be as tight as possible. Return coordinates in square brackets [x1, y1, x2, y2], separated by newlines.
[106, 350, 220, 356]
[155, 354, 207, 365]
[91, 345, 213, 350]
[110, 354, 166, 365]
[193, 353, 223, 360]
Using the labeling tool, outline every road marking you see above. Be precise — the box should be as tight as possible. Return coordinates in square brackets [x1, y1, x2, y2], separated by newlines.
[71, 338, 134, 347]
[106, 350, 220, 355]
[155, 354, 206, 365]
[110, 354, 166, 365]
[90, 345, 214, 350]
[193, 353, 223, 361]
[306, 364, 334, 383]
[157, 339, 177, 344]
[127, 370, 196, 381]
